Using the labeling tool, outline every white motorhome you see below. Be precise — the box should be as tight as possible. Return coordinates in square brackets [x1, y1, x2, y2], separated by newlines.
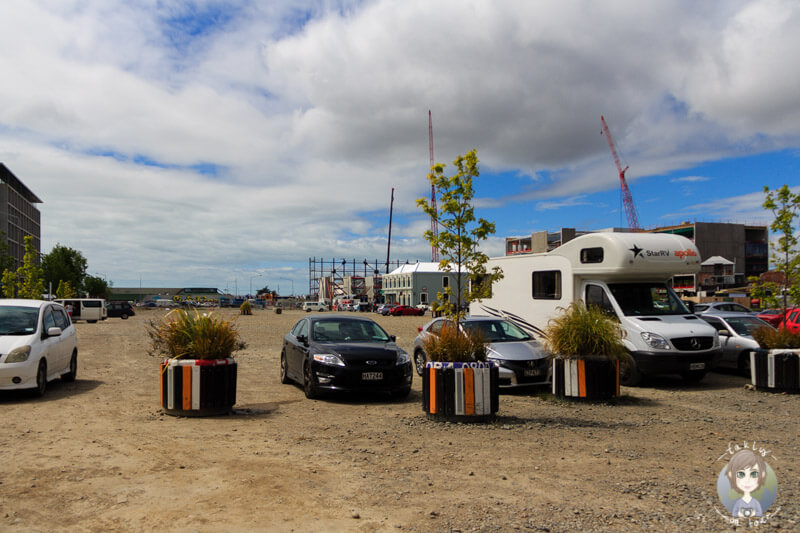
[470, 232, 721, 385]
[54, 298, 107, 323]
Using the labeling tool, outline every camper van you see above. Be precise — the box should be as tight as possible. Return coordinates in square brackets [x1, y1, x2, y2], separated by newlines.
[470, 232, 721, 385]
[54, 298, 107, 323]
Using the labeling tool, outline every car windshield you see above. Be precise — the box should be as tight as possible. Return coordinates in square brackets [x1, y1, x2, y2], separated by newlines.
[608, 282, 690, 316]
[724, 316, 772, 336]
[311, 319, 390, 342]
[694, 304, 709, 312]
[0, 306, 39, 335]
[462, 320, 532, 342]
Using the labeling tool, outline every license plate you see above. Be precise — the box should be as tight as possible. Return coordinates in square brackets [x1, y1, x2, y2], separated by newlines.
[689, 362, 705, 370]
[524, 369, 543, 377]
[362, 372, 383, 381]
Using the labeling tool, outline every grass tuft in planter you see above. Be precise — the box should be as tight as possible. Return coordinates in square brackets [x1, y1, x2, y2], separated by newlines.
[543, 302, 631, 400]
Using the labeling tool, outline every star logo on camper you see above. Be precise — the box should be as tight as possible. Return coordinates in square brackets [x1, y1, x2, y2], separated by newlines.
[629, 244, 644, 259]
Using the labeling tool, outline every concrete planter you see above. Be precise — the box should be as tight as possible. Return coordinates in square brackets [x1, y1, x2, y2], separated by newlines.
[160, 358, 237, 416]
[422, 362, 499, 422]
[552, 356, 620, 400]
[750, 349, 800, 393]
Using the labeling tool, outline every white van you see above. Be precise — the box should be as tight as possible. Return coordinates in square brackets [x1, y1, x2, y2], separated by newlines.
[302, 301, 328, 312]
[54, 298, 107, 323]
[470, 232, 721, 385]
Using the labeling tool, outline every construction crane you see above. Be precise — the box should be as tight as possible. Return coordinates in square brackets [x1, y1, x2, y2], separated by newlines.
[601, 115, 641, 231]
[428, 110, 440, 262]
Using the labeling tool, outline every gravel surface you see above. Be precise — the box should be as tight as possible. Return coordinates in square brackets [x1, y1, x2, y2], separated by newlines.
[0, 308, 797, 532]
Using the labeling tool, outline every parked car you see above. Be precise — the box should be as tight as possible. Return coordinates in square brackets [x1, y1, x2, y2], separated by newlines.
[280, 315, 412, 399]
[106, 301, 135, 319]
[0, 299, 78, 397]
[388, 305, 425, 316]
[412, 317, 550, 387]
[780, 308, 800, 332]
[302, 301, 328, 312]
[415, 303, 431, 312]
[377, 304, 397, 316]
[694, 302, 754, 314]
[698, 313, 774, 374]
[756, 308, 785, 327]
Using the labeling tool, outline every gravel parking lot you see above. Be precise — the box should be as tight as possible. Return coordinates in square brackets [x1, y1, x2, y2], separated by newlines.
[1, 308, 797, 532]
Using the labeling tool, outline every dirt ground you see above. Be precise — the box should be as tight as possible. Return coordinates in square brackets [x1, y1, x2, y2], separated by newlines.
[0, 308, 797, 532]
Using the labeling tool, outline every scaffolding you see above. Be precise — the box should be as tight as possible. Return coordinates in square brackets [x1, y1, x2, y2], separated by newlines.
[308, 257, 411, 301]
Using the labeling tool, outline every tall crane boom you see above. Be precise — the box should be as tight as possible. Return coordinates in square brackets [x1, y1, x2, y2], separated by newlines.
[428, 110, 440, 261]
[601, 115, 641, 231]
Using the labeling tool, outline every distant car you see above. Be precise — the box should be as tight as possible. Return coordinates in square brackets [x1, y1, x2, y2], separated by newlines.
[377, 304, 397, 316]
[302, 302, 328, 312]
[280, 315, 412, 399]
[781, 308, 800, 332]
[694, 302, 754, 314]
[415, 303, 431, 312]
[106, 301, 135, 319]
[412, 317, 550, 387]
[755, 308, 784, 327]
[388, 305, 425, 316]
[699, 313, 774, 374]
[0, 299, 78, 397]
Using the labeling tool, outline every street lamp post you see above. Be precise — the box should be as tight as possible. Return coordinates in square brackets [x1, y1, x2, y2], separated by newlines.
[250, 273, 263, 299]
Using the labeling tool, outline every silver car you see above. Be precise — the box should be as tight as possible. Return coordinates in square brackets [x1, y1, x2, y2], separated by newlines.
[698, 313, 773, 374]
[412, 317, 550, 388]
[694, 302, 754, 314]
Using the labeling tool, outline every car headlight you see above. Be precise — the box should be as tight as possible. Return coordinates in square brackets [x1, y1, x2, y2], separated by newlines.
[313, 353, 346, 366]
[5, 346, 32, 363]
[641, 332, 670, 350]
[396, 351, 410, 365]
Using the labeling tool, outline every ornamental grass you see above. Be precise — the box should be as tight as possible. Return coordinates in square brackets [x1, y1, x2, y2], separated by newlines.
[543, 302, 630, 362]
[752, 327, 800, 349]
[148, 309, 246, 360]
[422, 322, 487, 363]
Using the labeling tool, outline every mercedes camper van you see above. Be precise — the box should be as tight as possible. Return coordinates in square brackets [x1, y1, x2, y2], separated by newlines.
[470, 232, 721, 385]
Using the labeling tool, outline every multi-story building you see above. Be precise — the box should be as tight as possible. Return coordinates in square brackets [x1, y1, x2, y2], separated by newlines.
[381, 262, 466, 307]
[0, 163, 42, 268]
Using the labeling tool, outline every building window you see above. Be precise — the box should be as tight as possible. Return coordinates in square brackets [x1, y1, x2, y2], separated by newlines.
[442, 276, 449, 288]
[532, 271, 561, 299]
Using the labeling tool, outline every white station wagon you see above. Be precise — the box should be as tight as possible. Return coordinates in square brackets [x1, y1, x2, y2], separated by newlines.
[0, 299, 78, 397]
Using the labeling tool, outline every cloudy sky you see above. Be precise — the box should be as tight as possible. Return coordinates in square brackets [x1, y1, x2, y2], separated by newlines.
[1, 0, 799, 295]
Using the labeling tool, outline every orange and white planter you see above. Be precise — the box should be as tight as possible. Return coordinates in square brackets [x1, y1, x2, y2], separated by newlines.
[422, 362, 499, 422]
[160, 358, 237, 416]
[551, 356, 620, 400]
[750, 349, 800, 393]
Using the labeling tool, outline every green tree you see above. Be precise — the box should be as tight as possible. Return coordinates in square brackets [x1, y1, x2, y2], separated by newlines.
[0, 231, 15, 273]
[83, 274, 111, 299]
[41, 244, 87, 296]
[416, 149, 503, 322]
[1, 268, 17, 298]
[56, 279, 77, 299]
[761, 185, 800, 313]
[17, 235, 45, 299]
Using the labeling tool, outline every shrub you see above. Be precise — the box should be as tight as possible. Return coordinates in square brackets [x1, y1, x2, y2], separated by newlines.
[148, 309, 246, 360]
[752, 327, 800, 349]
[543, 302, 630, 362]
[240, 300, 253, 315]
[422, 322, 486, 363]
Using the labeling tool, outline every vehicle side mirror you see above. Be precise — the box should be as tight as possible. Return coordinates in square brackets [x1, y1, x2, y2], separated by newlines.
[390, 335, 396, 342]
[296, 334, 309, 346]
[718, 330, 730, 337]
[47, 326, 62, 337]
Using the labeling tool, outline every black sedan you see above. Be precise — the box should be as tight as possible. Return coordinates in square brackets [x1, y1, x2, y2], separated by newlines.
[281, 315, 413, 399]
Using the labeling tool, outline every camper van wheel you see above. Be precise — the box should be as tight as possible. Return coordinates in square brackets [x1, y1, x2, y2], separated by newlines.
[88, 320, 97, 323]
[680, 369, 706, 383]
[619, 358, 642, 386]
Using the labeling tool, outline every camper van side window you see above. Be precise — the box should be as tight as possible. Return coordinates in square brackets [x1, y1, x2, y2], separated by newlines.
[532, 271, 561, 300]
[580, 247, 604, 264]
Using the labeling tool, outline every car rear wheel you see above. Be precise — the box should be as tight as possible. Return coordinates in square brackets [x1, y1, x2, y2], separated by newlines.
[62, 351, 77, 382]
[33, 360, 47, 397]
[303, 361, 319, 399]
[121, 313, 129, 319]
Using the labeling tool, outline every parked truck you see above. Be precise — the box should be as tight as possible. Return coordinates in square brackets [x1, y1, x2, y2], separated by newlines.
[470, 232, 721, 385]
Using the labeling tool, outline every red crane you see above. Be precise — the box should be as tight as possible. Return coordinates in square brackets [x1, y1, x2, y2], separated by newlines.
[428, 110, 440, 261]
[601, 115, 641, 231]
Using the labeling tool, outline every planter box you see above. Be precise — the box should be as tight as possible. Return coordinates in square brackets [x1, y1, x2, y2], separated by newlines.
[422, 362, 499, 422]
[750, 349, 800, 393]
[552, 357, 620, 400]
[160, 358, 237, 416]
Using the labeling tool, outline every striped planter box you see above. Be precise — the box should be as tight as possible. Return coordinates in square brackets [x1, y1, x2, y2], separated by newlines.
[422, 362, 499, 422]
[160, 358, 237, 416]
[750, 349, 800, 393]
[552, 357, 620, 400]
